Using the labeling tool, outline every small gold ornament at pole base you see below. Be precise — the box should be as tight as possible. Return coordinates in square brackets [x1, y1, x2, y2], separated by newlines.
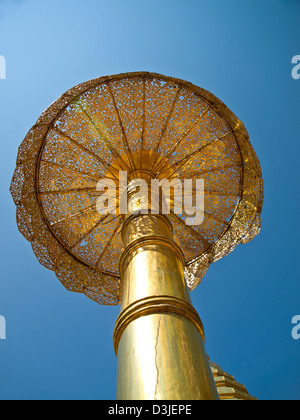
[10, 72, 263, 400]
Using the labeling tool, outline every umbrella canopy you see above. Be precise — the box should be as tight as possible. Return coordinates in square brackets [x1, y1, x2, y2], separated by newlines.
[10, 72, 263, 305]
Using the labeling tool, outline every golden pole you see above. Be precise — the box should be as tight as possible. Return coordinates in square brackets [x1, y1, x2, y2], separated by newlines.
[113, 212, 219, 400]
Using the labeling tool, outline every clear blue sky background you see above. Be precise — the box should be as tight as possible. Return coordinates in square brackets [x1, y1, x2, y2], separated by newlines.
[0, 0, 299, 401]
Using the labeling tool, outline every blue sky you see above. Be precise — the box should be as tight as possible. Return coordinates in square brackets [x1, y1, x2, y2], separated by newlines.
[0, 0, 299, 400]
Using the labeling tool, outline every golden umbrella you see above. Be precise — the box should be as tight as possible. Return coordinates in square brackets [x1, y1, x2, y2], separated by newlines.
[10, 72, 263, 400]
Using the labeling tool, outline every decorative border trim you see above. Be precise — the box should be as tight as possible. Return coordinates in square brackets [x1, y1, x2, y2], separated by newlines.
[113, 295, 205, 354]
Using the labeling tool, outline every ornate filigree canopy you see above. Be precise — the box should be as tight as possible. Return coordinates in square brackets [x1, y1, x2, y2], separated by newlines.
[10, 72, 263, 305]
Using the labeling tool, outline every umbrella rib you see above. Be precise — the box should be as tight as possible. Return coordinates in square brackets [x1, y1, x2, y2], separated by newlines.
[70, 213, 110, 249]
[157, 86, 182, 149]
[73, 99, 121, 161]
[106, 82, 136, 170]
[140, 76, 146, 169]
[39, 159, 100, 183]
[204, 211, 227, 226]
[167, 105, 211, 156]
[170, 212, 211, 249]
[40, 186, 96, 195]
[159, 131, 232, 178]
[95, 217, 123, 268]
[149, 86, 182, 174]
[154, 105, 212, 174]
[185, 162, 242, 179]
[180, 184, 239, 198]
[176, 192, 228, 225]
[204, 189, 239, 198]
[50, 203, 97, 226]
[53, 127, 119, 181]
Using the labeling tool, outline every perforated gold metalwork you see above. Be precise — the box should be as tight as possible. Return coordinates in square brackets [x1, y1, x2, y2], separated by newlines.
[10, 72, 263, 305]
